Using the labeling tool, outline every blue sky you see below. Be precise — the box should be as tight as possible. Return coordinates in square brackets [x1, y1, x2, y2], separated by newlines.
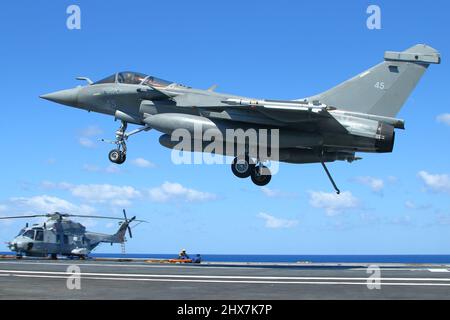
[0, 0, 449, 255]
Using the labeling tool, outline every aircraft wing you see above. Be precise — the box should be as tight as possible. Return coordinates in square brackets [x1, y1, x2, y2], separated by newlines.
[221, 98, 405, 131]
[222, 98, 333, 124]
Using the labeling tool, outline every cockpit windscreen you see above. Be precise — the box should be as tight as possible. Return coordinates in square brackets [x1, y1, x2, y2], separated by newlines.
[94, 72, 173, 87]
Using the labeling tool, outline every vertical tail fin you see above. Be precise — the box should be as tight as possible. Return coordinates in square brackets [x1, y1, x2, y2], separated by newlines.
[112, 217, 135, 243]
[303, 44, 440, 117]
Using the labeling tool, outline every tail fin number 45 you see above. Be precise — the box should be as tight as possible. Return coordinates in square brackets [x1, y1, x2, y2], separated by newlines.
[375, 82, 385, 90]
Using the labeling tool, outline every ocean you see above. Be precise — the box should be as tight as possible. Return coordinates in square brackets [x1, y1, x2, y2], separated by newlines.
[82, 254, 450, 264]
[2, 252, 450, 263]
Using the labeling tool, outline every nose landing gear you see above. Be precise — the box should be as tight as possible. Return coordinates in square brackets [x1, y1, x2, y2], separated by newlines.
[102, 121, 151, 165]
[108, 122, 128, 164]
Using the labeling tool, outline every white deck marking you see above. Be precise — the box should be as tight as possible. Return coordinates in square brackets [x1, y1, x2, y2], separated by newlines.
[7, 273, 450, 287]
[1, 269, 450, 282]
[428, 269, 450, 272]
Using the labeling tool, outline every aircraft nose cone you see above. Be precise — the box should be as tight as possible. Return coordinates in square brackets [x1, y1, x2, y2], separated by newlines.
[15, 241, 26, 250]
[40, 88, 80, 107]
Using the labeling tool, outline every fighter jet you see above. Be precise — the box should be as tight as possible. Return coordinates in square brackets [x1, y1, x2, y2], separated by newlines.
[40, 44, 440, 193]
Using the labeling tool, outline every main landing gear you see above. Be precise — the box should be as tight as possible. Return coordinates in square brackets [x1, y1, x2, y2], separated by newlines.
[103, 120, 151, 165]
[231, 154, 341, 194]
[231, 155, 272, 186]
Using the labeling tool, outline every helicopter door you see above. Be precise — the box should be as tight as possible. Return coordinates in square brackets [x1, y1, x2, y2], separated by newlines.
[35, 230, 44, 241]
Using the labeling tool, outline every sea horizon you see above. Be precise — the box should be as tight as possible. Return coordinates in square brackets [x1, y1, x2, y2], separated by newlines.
[2, 252, 450, 264]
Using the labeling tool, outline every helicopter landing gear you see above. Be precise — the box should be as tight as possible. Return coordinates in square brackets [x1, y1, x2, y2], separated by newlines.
[102, 121, 151, 165]
[50, 253, 58, 260]
[231, 155, 272, 186]
[15, 254, 23, 260]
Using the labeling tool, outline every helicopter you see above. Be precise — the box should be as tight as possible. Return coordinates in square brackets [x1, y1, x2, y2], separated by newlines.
[0, 209, 146, 259]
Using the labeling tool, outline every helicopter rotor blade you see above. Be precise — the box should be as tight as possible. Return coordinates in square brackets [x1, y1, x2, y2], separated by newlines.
[0, 214, 49, 220]
[0, 212, 147, 223]
[123, 209, 128, 221]
[128, 226, 133, 238]
[60, 214, 146, 223]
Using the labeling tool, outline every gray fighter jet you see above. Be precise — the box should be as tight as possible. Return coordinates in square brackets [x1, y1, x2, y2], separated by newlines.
[41, 44, 440, 193]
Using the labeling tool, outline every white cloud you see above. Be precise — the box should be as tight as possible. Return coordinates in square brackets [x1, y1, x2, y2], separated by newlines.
[132, 158, 155, 168]
[104, 165, 121, 174]
[46, 158, 56, 165]
[8, 195, 95, 215]
[389, 215, 412, 226]
[418, 171, 450, 194]
[387, 176, 398, 184]
[69, 184, 141, 206]
[105, 222, 116, 229]
[405, 200, 431, 210]
[41, 181, 73, 190]
[436, 113, 450, 126]
[83, 164, 100, 172]
[260, 187, 296, 198]
[354, 176, 384, 193]
[41, 180, 215, 207]
[81, 125, 103, 137]
[79, 137, 96, 148]
[83, 164, 121, 174]
[308, 191, 359, 216]
[257, 212, 298, 229]
[405, 200, 416, 209]
[148, 182, 217, 203]
[42, 181, 140, 207]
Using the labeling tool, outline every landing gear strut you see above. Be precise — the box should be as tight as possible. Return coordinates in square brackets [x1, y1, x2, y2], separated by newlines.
[102, 121, 151, 165]
[108, 121, 128, 164]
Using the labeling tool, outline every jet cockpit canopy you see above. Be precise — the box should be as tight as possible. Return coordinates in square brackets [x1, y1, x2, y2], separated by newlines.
[94, 72, 173, 87]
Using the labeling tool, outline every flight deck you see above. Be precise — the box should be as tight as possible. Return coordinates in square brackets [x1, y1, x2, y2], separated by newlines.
[0, 258, 449, 299]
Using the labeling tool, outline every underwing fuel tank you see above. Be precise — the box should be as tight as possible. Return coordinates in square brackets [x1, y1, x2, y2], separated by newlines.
[144, 113, 219, 136]
[159, 134, 356, 164]
[145, 113, 323, 149]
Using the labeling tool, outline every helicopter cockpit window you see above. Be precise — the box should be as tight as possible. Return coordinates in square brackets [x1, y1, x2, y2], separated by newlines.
[35, 230, 44, 241]
[117, 72, 148, 85]
[93, 74, 116, 85]
[142, 76, 173, 88]
[16, 228, 26, 237]
[22, 230, 34, 239]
